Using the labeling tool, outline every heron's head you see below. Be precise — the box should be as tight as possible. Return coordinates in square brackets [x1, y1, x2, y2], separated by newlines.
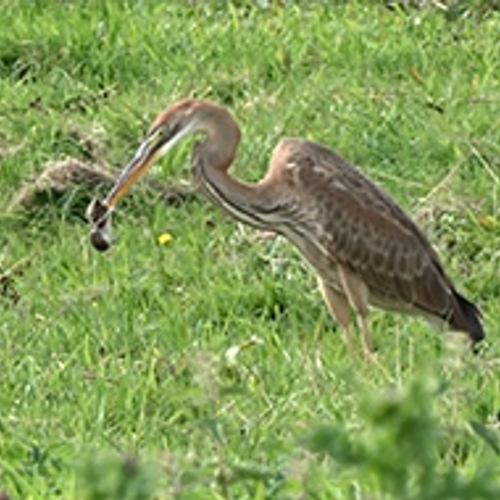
[87, 99, 203, 251]
[105, 99, 204, 209]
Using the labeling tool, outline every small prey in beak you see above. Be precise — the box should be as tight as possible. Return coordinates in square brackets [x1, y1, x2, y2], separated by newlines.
[87, 198, 113, 252]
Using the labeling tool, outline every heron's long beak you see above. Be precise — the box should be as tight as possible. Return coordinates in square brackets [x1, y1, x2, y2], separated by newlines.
[102, 121, 194, 210]
[103, 137, 162, 210]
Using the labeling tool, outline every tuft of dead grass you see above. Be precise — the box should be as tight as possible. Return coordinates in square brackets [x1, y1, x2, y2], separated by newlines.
[7, 157, 199, 213]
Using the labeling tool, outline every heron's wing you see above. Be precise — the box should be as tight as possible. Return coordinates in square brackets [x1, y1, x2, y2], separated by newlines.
[278, 140, 454, 319]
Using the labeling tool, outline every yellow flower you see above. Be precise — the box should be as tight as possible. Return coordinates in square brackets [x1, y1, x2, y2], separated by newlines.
[478, 215, 498, 230]
[158, 232, 173, 245]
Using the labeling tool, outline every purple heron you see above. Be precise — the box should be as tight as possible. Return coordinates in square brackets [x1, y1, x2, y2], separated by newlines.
[87, 99, 484, 353]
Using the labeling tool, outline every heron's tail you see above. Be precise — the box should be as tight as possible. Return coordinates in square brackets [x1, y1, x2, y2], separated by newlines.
[449, 291, 485, 346]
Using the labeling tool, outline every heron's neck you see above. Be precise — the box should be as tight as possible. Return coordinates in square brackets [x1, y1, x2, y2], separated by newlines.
[192, 106, 274, 229]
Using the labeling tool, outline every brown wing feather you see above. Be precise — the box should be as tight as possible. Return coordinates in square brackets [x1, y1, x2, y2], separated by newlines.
[273, 139, 454, 319]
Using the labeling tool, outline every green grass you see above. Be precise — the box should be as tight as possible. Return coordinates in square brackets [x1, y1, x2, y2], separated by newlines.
[1, 1, 499, 498]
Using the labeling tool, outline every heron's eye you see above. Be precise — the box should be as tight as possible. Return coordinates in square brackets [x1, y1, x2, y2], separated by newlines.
[151, 125, 168, 145]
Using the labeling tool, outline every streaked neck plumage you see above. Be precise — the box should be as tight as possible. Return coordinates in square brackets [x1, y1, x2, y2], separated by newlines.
[190, 102, 274, 229]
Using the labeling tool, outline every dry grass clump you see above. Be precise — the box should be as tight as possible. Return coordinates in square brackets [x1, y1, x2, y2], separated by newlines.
[7, 157, 198, 213]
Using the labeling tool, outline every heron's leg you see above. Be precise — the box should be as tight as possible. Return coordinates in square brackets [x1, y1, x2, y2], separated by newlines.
[358, 315, 374, 354]
[337, 266, 375, 354]
[317, 277, 356, 353]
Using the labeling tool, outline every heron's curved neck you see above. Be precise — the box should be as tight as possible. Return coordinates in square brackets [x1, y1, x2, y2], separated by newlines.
[193, 105, 273, 228]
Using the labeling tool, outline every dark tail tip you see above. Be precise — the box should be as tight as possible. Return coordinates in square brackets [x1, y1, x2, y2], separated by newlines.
[450, 291, 485, 346]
